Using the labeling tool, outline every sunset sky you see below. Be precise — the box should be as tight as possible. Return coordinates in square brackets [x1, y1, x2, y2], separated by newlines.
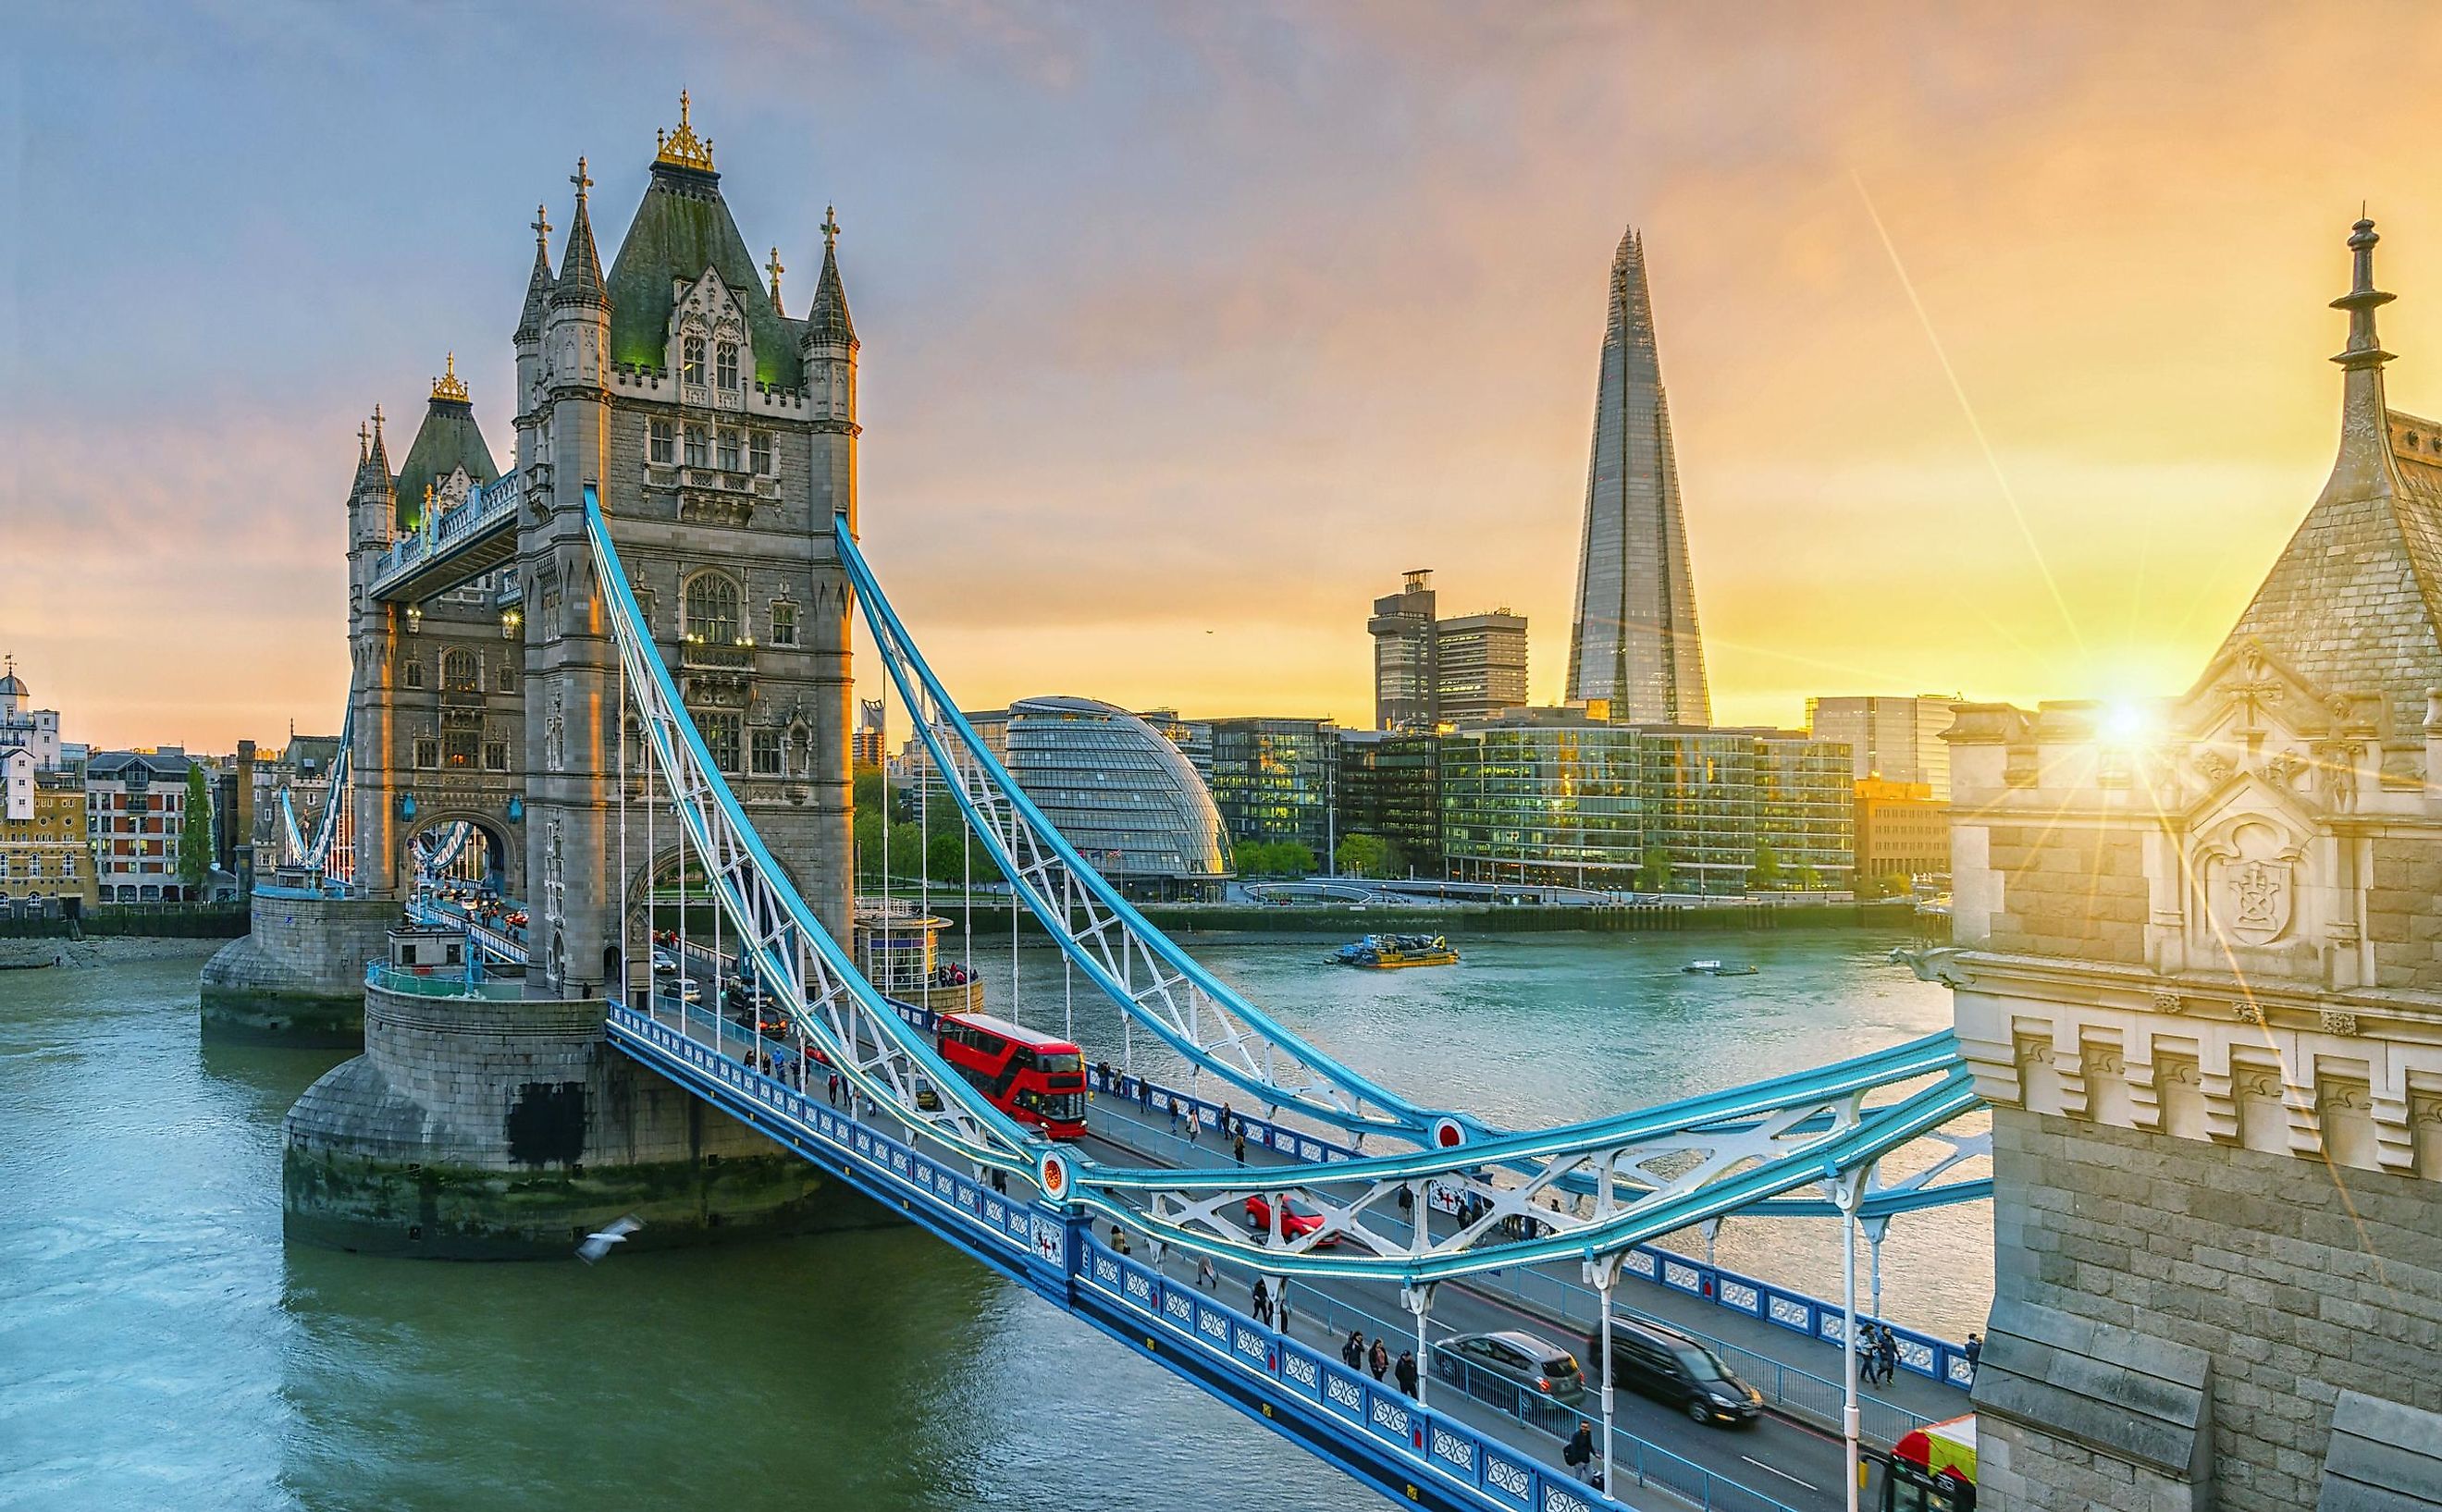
[11, 3, 2442, 752]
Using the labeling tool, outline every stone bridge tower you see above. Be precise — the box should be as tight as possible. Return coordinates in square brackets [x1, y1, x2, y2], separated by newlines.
[345, 362, 528, 902]
[517, 95, 856, 999]
[1942, 220, 2442, 1510]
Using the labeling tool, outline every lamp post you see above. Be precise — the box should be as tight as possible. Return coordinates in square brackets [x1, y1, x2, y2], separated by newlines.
[1586, 1255, 1621, 1495]
[1832, 1162, 1867, 1512]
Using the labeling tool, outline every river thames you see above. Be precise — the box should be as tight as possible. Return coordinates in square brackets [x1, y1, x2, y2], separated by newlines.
[0, 927, 1984, 1511]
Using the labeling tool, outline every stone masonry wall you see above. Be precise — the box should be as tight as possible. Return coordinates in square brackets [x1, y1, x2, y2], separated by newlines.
[2365, 836, 2442, 990]
[1983, 824, 2149, 965]
[1986, 1108, 2442, 1512]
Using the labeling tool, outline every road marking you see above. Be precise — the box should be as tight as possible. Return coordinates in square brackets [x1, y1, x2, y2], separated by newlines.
[1741, 1456, 1819, 1492]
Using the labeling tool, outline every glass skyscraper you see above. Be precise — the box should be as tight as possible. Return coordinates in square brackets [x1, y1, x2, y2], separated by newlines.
[1564, 228, 1710, 725]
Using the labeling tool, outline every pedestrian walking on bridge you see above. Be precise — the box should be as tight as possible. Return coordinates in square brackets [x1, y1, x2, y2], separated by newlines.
[1394, 1349, 1418, 1397]
[1564, 1423, 1594, 1481]
[1342, 1330, 1365, 1370]
[1368, 1337, 1389, 1382]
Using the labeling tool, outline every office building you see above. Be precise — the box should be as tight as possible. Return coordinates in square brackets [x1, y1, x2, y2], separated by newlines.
[1207, 717, 1338, 855]
[1366, 572, 1532, 730]
[1437, 708, 1851, 894]
[1805, 695, 1959, 799]
[1368, 571, 1437, 731]
[1853, 777, 1949, 890]
[1564, 229, 1710, 725]
[1333, 731, 1441, 873]
[1433, 610, 1530, 724]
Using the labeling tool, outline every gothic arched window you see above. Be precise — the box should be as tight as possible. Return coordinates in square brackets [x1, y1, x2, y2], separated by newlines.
[684, 572, 741, 645]
[716, 341, 740, 390]
[442, 648, 479, 691]
[682, 335, 706, 386]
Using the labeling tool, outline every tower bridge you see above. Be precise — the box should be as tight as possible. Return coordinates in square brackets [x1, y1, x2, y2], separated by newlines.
[205, 103, 2442, 1510]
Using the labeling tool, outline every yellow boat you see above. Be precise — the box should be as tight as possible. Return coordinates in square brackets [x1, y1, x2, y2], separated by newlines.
[1325, 933, 1461, 969]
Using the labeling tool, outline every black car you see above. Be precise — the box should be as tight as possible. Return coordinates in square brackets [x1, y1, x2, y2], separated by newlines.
[1588, 1318, 1762, 1426]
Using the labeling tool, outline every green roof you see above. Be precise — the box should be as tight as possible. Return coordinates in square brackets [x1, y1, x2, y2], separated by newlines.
[392, 398, 500, 533]
[605, 162, 801, 388]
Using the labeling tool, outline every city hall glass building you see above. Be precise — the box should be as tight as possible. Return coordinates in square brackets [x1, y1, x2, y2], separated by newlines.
[1002, 697, 1232, 901]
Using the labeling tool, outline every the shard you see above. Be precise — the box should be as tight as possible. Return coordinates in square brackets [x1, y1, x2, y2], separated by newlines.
[1564, 228, 1711, 725]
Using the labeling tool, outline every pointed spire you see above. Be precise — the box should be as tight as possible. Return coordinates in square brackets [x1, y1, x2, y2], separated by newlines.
[516, 203, 555, 340]
[554, 157, 606, 305]
[2321, 214, 2402, 507]
[766, 245, 786, 315]
[368, 403, 390, 472]
[358, 422, 370, 466]
[806, 205, 857, 349]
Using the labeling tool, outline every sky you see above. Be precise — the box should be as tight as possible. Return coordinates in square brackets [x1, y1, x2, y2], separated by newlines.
[8, 2, 2442, 752]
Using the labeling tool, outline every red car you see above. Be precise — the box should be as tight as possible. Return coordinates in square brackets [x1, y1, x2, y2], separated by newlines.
[1243, 1193, 1338, 1248]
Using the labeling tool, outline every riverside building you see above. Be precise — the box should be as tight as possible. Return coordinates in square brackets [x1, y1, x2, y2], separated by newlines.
[1001, 697, 1231, 901]
[1364, 570, 1531, 730]
[1437, 708, 1852, 893]
[1206, 717, 1338, 855]
[1806, 694, 1958, 799]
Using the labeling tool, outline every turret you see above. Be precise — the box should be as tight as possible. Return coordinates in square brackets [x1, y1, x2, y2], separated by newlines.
[800, 205, 859, 529]
[513, 203, 554, 471]
[350, 405, 395, 554]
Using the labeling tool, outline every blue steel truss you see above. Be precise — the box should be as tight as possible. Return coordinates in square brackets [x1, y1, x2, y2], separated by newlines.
[278, 703, 354, 886]
[836, 516, 1991, 1223]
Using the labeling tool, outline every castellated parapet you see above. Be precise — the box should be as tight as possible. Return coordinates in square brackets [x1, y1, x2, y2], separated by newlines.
[1942, 216, 2442, 1512]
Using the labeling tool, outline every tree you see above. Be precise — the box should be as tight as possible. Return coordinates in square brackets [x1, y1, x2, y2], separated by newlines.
[1634, 843, 1672, 894]
[1335, 833, 1397, 879]
[853, 763, 885, 816]
[1796, 864, 1824, 891]
[178, 765, 214, 894]
[1749, 843, 1782, 892]
[1880, 871, 1917, 900]
[1236, 840, 1318, 878]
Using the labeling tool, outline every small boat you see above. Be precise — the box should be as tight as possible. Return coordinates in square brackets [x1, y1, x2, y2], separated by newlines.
[1325, 933, 1461, 969]
[1682, 959, 1758, 977]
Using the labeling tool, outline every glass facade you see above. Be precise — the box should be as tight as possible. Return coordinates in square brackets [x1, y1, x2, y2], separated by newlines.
[1437, 715, 1852, 894]
[1003, 697, 1231, 901]
[1206, 718, 1338, 854]
[1334, 731, 1441, 871]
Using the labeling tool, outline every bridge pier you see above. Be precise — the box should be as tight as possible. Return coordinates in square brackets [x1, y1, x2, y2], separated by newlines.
[282, 967, 879, 1259]
[200, 885, 400, 1047]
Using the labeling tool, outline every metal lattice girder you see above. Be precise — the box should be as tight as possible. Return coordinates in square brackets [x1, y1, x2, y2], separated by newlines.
[585, 488, 1037, 1175]
[1069, 1060, 1983, 1284]
[835, 518, 1462, 1144]
[280, 702, 355, 885]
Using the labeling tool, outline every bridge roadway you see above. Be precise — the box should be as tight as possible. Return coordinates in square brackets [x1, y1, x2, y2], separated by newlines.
[406, 892, 1968, 1511]
[652, 972, 1966, 1512]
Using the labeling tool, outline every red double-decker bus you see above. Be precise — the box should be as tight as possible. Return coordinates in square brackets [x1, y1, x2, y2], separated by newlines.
[935, 1013, 1088, 1138]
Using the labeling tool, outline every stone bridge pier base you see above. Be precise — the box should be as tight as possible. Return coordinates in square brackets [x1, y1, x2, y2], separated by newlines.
[282, 977, 881, 1259]
[201, 888, 402, 1046]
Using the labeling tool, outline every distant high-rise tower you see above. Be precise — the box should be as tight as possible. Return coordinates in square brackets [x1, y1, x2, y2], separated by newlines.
[1564, 228, 1710, 725]
[1368, 569, 1437, 730]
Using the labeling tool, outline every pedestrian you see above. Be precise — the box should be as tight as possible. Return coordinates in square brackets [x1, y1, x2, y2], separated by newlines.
[1876, 1325, 1897, 1385]
[991, 1167, 1007, 1195]
[1252, 1276, 1273, 1327]
[1368, 1337, 1389, 1382]
[1168, 1098, 1181, 1135]
[1564, 1422, 1595, 1481]
[1276, 1286, 1292, 1338]
[826, 1073, 839, 1106]
[1343, 1330, 1365, 1370]
[1187, 1111, 1201, 1144]
[1198, 1254, 1217, 1291]
[1138, 1077, 1151, 1109]
[1111, 1223, 1131, 1257]
[1233, 1130, 1247, 1165]
[1964, 1331, 1982, 1383]
[1395, 1348, 1418, 1397]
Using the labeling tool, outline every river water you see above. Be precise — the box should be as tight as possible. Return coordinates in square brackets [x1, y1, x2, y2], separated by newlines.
[0, 927, 1987, 1511]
